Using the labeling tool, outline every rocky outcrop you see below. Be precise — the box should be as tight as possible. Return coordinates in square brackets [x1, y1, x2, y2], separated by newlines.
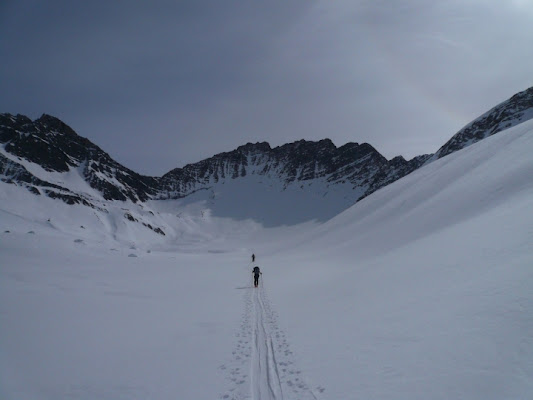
[159, 139, 429, 203]
[434, 86, 533, 160]
[0, 113, 159, 202]
[2, 85, 531, 223]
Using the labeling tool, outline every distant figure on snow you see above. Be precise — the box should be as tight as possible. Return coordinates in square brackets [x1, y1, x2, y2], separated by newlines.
[253, 266, 262, 288]
[252, 253, 255, 262]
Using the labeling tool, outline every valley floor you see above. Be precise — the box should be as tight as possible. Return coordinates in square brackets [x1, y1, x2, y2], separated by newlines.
[1, 201, 532, 400]
[1, 120, 533, 399]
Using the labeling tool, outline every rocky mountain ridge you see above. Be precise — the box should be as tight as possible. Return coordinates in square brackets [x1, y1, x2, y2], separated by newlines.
[158, 139, 430, 202]
[1, 85, 531, 226]
[0, 113, 158, 205]
[0, 114, 430, 212]
[432, 86, 533, 160]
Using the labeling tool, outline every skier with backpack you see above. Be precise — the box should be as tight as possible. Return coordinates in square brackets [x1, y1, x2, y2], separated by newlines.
[252, 266, 262, 288]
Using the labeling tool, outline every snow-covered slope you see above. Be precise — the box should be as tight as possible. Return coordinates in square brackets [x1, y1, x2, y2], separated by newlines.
[1, 114, 430, 226]
[159, 140, 430, 225]
[431, 86, 533, 160]
[2, 86, 532, 227]
[262, 118, 533, 400]
[1, 115, 532, 399]
[0, 114, 159, 204]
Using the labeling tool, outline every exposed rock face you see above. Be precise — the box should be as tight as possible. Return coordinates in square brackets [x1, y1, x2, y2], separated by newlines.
[0, 113, 158, 202]
[159, 139, 430, 203]
[0, 112, 430, 215]
[2, 85, 531, 224]
[433, 86, 533, 160]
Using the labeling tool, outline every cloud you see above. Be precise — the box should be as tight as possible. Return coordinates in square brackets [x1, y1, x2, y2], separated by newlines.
[1, 0, 532, 175]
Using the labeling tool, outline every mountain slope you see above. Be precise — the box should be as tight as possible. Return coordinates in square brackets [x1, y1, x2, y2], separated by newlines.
[1, 113, 430, 225]
[1, 85, 532, 226]
[0, 114, 159, 203]
[158, 140, 430, 225]
[1, 109, 532, 400]
[265, 117, 533, 400]
[432, 86, 533, 160]
[295, 117, 533, 258]
[160, 140, 428, 200]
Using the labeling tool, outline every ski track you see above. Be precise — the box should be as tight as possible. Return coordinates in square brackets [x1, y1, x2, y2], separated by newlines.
[220, 284, 324, 400]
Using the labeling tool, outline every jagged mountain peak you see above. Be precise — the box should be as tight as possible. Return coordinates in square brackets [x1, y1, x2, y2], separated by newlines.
[158, 136, 426, 218]
[1, 113, 79, 141]
[36, 113, 77, 133]
[1, 113, 106, 168]
[0, 113, 435, 224]
[236, 142, 272, 154]
[0, 113, 158, 203]
[2, 85, 532, 226]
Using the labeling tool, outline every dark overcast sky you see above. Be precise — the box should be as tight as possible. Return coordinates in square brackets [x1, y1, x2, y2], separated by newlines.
[1, 0, 532, 176]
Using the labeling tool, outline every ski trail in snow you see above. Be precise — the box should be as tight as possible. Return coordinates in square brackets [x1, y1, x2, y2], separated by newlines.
[252, 286, 284, 399]
[220, 284, 323, 400]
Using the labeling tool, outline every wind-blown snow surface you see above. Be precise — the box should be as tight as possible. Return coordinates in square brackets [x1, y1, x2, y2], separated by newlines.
[1, 120, 533, 399]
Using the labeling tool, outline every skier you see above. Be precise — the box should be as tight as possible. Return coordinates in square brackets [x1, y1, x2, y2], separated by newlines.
[252, 266, 262, 288]
[252, 253, 255, 262]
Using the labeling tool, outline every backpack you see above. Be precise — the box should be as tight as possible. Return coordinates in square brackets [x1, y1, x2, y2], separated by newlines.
[253, 266, 260, 275]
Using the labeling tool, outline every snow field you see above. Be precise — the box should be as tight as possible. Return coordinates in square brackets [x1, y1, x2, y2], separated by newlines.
[262, 120, 533, 399]
[1, 119, 532, 399]
[0, 234, 244, 399]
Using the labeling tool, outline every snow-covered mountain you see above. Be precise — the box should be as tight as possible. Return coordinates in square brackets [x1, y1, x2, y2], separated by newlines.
[0, 113, 430, 225]
[1, 85, 532, 226]
[158, 140, 430, 225]
[1, 87, 532, 400]
[0, 114, 158, 205]
[432, 86, 533, 160]
[1, 109, 532, 400]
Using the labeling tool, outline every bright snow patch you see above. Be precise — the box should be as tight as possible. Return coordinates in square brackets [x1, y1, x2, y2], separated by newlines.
[1, 120, 532, 399]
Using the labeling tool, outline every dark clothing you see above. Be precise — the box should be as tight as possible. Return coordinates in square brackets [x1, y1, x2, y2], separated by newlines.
[253, 266, 261, 287]
[252, 254, 255, 262]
